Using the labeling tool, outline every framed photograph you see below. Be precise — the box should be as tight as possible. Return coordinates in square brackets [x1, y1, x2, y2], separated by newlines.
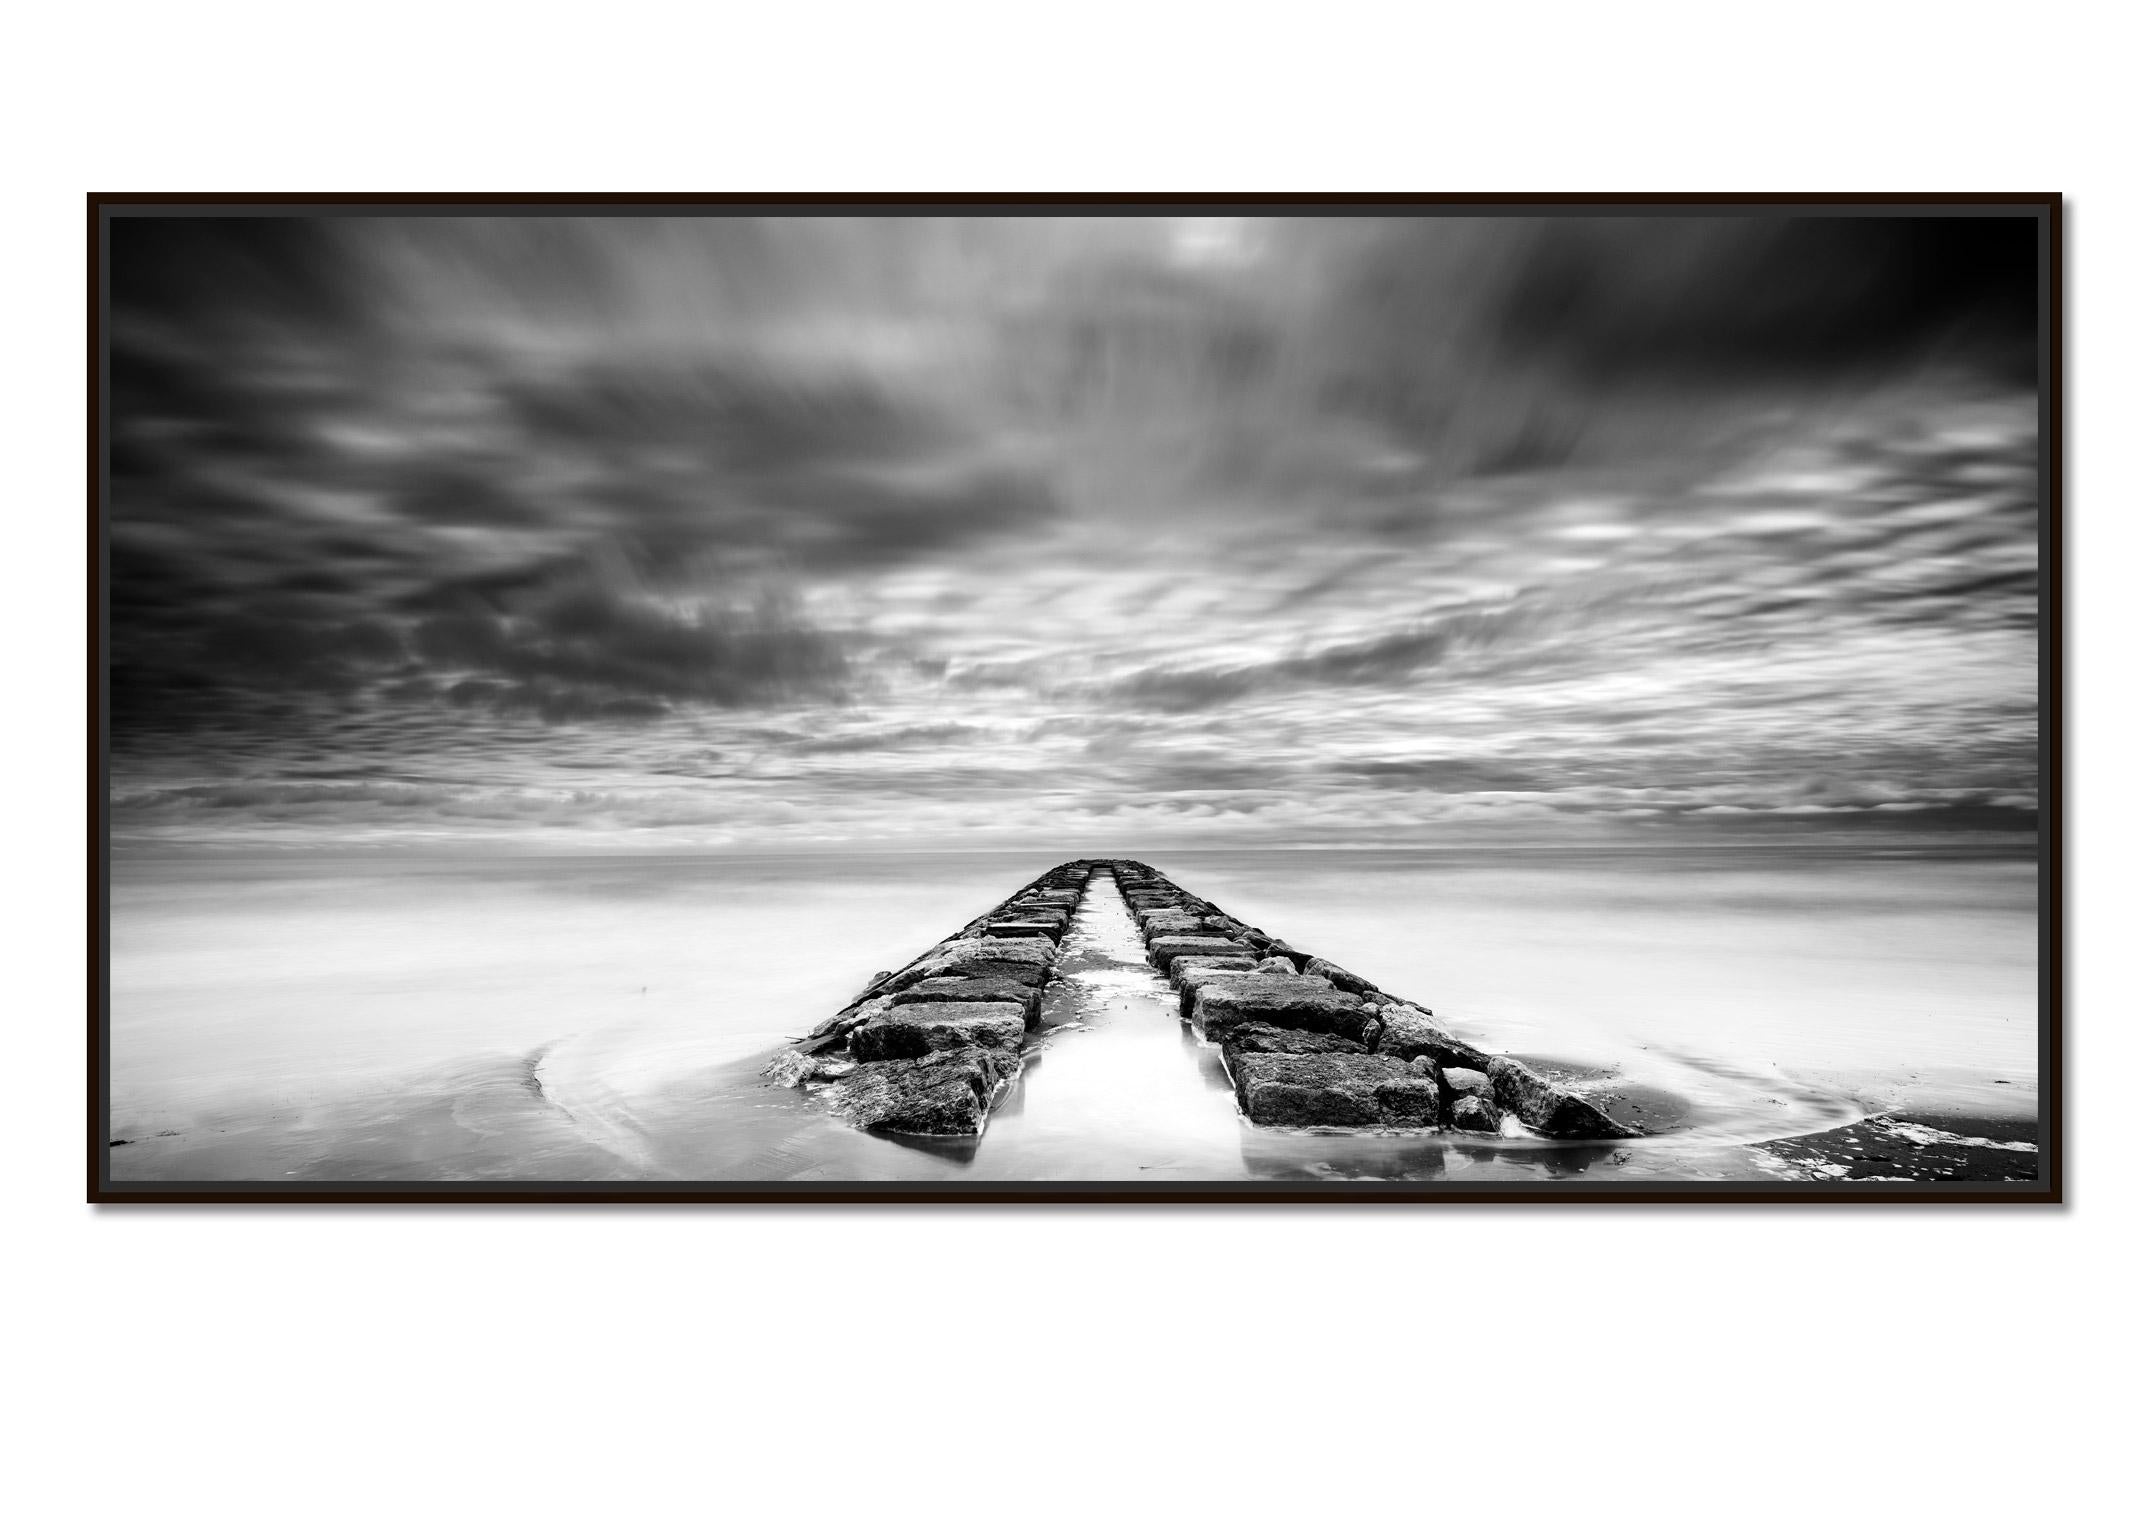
[91, 195, 2057, 1202]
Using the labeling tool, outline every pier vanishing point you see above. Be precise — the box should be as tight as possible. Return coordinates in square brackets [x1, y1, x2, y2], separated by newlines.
[768, 860, 1643, 1146]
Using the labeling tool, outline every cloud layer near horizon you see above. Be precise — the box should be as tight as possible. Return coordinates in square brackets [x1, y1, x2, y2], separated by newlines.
[107, 215, 2041, 846]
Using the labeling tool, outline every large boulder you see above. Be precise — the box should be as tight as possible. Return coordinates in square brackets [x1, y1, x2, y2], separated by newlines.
[940, 935, 1055, 966]
[1177, 968, 1258, 1016]
[1250, 956, 1298, 975]
[848, 1001, 1030, 1061]
[1373, 1004, 1491, 1072]
[986, 919, 1063, 942]
[1302, 957, 1379, 996]
[1448, 1094, 1503, 1134]
[1170, 956, 1262, 1015]
[1218, 1023, 1369, 1055]
[1439, 1066, 1492, 1101]
[1231, 1053, 1442, 1128]
[889, 977, 1042, 1030]
[884, 936, 1056, 991]
[1217, 1024, 1368, 1080]
[1130, 900, 1193, 919]
[791, 993, 893, 1054]
[1168, 952, 1259, 988]
[1191, 976, 1373, 1044]
[1149, 935, 1258, 968]
[1486, 1057, 1640, 1139]
[1007, 900, 1075, 921]
[883, 960, 1025, 995]
[832, 1047, 1020, 1136]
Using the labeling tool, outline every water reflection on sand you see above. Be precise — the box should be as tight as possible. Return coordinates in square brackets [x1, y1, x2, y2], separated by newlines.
[107, 842, 2037, 1183]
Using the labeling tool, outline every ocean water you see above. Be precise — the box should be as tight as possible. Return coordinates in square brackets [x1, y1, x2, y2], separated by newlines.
[105, 843, 2039, 1183]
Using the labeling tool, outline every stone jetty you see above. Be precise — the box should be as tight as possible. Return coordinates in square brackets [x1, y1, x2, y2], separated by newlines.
[766, 858, 1642, 1143]
[762, 861, 1090, 1137]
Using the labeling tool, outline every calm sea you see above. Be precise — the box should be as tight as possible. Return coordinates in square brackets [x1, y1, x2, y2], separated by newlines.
[107, 843, 2038, 1182]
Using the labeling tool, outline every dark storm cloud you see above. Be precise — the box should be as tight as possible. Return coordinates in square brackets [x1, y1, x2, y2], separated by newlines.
[107, 213, 2041, 846]
[500, 358, 939, 462]
[1493, 217, 2040, 385]
[493, 358, 1057, 567]
[409, 577, 845, 704]
[106, 218, 1062, 743]
[391, 465, 554, 529]
[109, 218, 369, 338]
[1298, 216, 2041, 480]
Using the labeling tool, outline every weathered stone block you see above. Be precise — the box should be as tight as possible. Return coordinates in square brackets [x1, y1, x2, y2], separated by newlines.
[1486, 1057, 1640, 1140]
[848, 1001, 1030, 1061]
[1007, 901, 1074, 920]
[1232, 1052, 1442, 1128]
[1168, 953, 1259, 987]
[1302, 957, 1379, 995]
[1373, 1004, 1491, 1071]
[884, 935, 1057, 990]
[1439, 1066, 1492, 1101]
[890, 977, 1042, 1030]
[1191, 976, 1371, 1043]
[833, 1047, 1021, 1136]
[1448, 1094, 1502, 1134]
[943, 935, 1056, 965]
[1219, 1023, 1370, 1056]
[790, 993, 890, 1054]
[976, 963, 1050, 988]
[986, 919, 1063, 941]
[1170, 956, 1262, 1015]
[1218, 1024, 1369, 1081]
[1149, 935, 1258, 968]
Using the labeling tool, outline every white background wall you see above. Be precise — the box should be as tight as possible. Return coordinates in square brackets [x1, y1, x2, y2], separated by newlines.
[9, 5, 2138, 1533]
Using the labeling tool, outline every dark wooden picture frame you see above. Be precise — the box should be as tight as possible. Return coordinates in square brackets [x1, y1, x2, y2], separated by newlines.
[90, 193, 2059, 1204]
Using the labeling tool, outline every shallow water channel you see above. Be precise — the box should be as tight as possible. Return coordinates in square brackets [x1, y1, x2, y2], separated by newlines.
[108, 846, 2032, 1184]
[770, 869, 1837, 1184]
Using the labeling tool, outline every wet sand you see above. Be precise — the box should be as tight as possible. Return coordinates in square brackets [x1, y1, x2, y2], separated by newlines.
[1749, 1113, 2041, 1183]
[106, 843, 2041, 1187]
[102, 1058, 2043, 1185]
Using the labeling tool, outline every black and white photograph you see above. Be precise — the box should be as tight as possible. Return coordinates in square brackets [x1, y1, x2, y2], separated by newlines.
[94, 198, 2054, 1197]
[33, 10, 2148, 1533]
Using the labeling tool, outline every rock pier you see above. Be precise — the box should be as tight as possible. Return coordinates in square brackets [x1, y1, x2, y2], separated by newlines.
[767, 858, 1642, 1143]
[762, 861, 1089, 1137]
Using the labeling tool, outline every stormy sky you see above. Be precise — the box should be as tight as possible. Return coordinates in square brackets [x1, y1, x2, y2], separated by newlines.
[105, 212, 2041, 846]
